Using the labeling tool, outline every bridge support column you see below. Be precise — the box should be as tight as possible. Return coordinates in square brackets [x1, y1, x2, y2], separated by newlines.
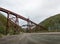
[6, 12, 10, 35]
[26, 19, 31, 33]
[14, 16, 19, 34]
[30, 22, 32, 32]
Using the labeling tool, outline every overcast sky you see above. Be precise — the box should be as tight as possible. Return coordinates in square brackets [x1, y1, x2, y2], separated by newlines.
[0, 0, 60, 25]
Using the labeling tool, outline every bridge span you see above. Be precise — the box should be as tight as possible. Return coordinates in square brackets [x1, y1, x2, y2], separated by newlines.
[0, 7, 47, 34]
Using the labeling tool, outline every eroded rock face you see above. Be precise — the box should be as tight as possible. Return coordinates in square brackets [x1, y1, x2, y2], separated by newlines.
[0, 33, 60, 44]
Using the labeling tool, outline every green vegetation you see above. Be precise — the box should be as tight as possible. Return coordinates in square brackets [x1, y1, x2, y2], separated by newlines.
[0, 13, 23, 36]
[0, 13, 7, 35]
[0, 13, 60, 35]
[40, 14, 60, 32]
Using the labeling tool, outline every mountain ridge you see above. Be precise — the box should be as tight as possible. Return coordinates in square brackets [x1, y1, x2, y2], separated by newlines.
[40, 14, 60, 32]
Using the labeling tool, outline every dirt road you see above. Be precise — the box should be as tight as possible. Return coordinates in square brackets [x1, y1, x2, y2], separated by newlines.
[0, 32, 60, 44]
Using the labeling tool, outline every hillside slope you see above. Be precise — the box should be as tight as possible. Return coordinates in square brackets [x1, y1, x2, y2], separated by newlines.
[0, 13, 7, 34]
[40, 14, 60, 32]
[0, 13, 23, 35]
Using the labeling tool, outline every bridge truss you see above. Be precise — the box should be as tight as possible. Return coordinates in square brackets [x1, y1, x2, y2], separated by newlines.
[0, 7, 47, 34]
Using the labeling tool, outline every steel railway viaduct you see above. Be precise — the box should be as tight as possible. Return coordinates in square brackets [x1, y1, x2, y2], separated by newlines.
[0, 7, 47, 34]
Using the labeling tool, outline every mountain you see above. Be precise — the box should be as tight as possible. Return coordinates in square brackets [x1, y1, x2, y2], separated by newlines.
[40, 14, 60, 32]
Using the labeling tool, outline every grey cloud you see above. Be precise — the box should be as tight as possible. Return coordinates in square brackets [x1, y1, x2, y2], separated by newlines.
[0, 0, 60, 24]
